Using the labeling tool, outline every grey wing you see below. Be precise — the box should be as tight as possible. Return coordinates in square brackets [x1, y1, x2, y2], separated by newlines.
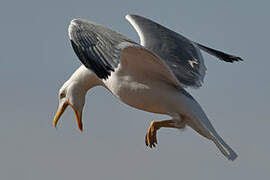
[126, 14, 206, 88]
[126, 14, 242, 88]
[68, 18, 138, 79]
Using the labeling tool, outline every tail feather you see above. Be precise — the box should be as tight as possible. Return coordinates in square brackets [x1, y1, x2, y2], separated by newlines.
[180, 88, 238, 161]
[211, 133, 238, 161]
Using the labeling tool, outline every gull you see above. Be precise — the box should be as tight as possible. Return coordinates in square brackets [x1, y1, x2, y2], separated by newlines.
[53, 14, 242, 161]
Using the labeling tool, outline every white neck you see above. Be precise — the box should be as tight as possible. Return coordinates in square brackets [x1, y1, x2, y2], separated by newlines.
[68, 65, 104, 92]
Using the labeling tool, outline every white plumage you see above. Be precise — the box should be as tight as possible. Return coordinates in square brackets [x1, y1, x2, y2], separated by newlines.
[53, 14, 242, 161]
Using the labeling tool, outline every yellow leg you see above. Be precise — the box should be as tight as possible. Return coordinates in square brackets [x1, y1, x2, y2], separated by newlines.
[145, 119, 185, 148]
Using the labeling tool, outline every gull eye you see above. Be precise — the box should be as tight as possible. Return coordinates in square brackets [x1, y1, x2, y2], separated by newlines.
[60, 92, 66, 99]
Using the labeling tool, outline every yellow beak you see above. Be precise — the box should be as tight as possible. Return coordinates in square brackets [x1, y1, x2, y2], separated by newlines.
[53, 102, 83, 131]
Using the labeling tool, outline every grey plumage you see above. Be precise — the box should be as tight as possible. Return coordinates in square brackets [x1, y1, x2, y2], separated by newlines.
[69, 19, 139, 79]
[126, 14, 242, 88]
[65, 15, 242, 161]
[126, 14, 206, 88]
[69, 16, 242, 87]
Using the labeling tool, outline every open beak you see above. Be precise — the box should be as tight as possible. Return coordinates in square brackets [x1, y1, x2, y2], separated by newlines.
[53, 102, 83, 131]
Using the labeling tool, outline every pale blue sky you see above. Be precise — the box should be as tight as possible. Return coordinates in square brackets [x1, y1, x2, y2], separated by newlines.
[0, 0, 269, 179]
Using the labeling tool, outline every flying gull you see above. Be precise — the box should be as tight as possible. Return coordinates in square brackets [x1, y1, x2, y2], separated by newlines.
[53, 14, 242, 161]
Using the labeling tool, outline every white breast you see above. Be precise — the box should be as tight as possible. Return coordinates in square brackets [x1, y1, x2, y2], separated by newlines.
[102, 64, 182, 114]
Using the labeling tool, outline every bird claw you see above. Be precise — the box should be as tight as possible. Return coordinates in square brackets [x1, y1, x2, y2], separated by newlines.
[145, 122, 158, 148]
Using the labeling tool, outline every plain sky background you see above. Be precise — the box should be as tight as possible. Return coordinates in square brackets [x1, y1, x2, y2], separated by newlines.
[0, 0, 269, 179]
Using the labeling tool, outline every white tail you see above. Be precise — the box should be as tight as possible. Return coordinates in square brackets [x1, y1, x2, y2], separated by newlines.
[211, 132, 238, 161]
[180, 89, 238, 161]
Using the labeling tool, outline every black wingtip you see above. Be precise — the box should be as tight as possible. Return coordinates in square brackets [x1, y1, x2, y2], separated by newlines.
[220, 54, 243, 63]
[196, 43, 243, 63]
[70, 40, 113, 79]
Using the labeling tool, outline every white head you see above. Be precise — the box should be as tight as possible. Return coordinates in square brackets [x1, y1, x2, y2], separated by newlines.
[53, 65, 103, 131]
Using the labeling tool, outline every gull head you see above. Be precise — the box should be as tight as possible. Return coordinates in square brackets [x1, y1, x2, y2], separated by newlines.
[53, 65, 103, 131]
[53, 79, 86, 131]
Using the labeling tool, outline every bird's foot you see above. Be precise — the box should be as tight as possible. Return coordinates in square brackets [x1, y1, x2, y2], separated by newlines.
[145, 121, 159, 148]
